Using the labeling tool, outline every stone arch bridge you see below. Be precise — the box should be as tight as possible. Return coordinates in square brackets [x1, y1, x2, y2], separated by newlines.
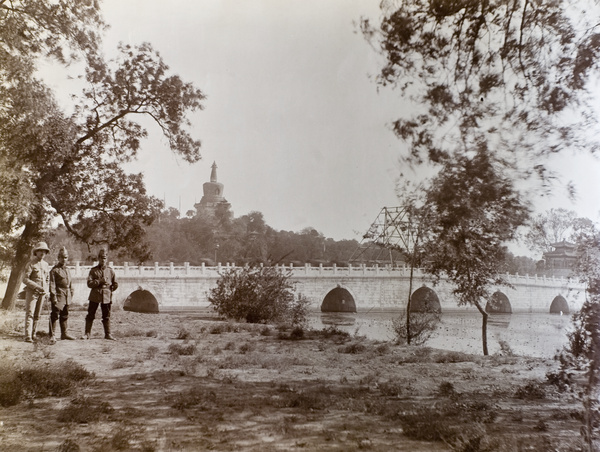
[66, 262, 587, 314]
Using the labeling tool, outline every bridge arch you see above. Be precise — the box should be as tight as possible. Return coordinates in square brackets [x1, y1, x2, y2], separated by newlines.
[550, 294, 569, 314]
[485, 291, 512, 313]
[321, 286, 357, 313]
[410, 286, 442, 313]
[123, 289, 160, 313]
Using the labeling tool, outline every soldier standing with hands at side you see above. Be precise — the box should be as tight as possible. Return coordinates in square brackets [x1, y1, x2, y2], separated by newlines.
[82, 248, 118, 340]
[23, 242, 51, 342]
[48, 247, 76, 343]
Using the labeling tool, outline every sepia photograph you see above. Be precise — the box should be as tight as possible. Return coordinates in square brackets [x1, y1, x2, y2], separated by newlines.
[0, 0, 599, 450]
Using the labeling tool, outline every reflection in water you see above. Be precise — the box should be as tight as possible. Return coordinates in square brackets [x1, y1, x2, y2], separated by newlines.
[320, 312, 356, 326]
[308, 310, 572, 358]
[488, 314, 511, 329]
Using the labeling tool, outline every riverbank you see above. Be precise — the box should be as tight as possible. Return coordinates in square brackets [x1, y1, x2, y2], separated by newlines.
[0, 307, 588, 451]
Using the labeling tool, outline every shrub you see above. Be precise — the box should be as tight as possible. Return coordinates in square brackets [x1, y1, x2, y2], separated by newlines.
[57, 397, 114, 423]
[391, 311, 441, 346]
[170, 387, 218, 410]
[338, 342, 366, 354]
[209, 265, 308, 325]
[515, 380, 546, 400]
[438, 381, 457, 397]
[0, 360, 93, 407]
[176, 327, 191, 340]
[168, 343, 196, 356]
[57, 439, 81, 452]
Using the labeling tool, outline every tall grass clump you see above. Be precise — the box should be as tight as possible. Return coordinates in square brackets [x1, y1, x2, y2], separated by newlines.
[0, 360, 93, 407]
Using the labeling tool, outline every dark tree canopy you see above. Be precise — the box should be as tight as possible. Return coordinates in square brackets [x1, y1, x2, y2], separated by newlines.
[423, 149, 529, 354]
[0, 3, 206, 309]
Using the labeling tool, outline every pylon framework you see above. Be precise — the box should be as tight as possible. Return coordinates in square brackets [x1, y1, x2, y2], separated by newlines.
[349, 207, 421, 265]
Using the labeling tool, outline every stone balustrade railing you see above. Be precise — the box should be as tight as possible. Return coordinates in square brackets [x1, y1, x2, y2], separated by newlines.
[67, 262, 579, 286]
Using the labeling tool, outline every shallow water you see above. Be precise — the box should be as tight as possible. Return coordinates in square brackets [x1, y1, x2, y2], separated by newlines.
[309, 310, 572, 358]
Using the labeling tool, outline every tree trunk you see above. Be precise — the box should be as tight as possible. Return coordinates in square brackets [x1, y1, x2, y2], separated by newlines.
[474, 300, 489, 356]
[1, 221, 43, 310]
[406, 263, 414, 345]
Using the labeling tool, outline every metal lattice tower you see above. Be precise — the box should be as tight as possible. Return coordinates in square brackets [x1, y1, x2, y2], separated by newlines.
[349, 207, 421, 265]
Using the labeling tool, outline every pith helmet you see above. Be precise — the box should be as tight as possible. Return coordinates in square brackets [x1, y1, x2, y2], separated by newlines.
[32, 242, 50, 254]
[58, 247, 68, 257]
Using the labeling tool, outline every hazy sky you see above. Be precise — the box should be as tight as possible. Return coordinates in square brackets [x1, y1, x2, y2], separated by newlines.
[45, 0, 600, 243]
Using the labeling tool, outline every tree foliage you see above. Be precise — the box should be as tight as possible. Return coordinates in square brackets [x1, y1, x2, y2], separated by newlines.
[363, 0, 600, 184]
[140, 208, 359, 266]
[423, 150, 529, 355]
[548, 221, 600, 449]
[0, 4, 206, 309]
[208, 265, 309, 325]
[525, 208, 596, 255]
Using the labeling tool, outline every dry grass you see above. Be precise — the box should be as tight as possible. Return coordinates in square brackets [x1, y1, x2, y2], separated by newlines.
[0, 308, 589, 452]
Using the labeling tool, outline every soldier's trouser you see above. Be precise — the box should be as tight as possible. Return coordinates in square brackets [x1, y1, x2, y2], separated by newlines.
[85, 302, 111, 338]
[50, 304, 70, 338]
[86, 301, 111, 323]
[25, 294, 44, 340]
[50, 303, 69, 324]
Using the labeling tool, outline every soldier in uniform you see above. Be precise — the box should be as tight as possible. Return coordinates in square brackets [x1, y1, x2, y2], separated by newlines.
[48, 247, 76, 343]
[23, 242, 50, 342]
[82, 248, 118, 340]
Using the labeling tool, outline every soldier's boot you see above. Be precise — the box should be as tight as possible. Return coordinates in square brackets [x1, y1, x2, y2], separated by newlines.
[24, 317, 33, 342]
[31, 320, 38, 341]
[103, 319, 116, 341]
[49, 319, 57, 344]
[60, 320, 76, 340]
[81, 319, 93, 340]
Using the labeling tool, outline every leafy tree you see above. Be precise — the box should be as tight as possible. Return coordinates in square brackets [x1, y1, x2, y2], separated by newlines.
[394, 185, 434, 345]
[362, 0, 600, 184]
[1, 11, 206, 309]
[503, 250, 537, 275]
[525, 208, 577, 254]
[208, 265, 308, 325]
[423, 150, 529, 355]
[0, 0, 104, 306]
[548, 221, 600, 450]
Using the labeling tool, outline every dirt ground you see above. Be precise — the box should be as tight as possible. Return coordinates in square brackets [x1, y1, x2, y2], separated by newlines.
[0, 306, 590, 452]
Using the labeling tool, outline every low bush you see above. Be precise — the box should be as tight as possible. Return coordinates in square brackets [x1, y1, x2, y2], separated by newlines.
[168, 343, 196, 356]
[176, 327, 192, 340]
[57, 396, 114, 423]
[338, 342, 366, 354]
[515, 380, 546, 400]
[170, 387, 218, 410]
[391, 311, 441, 346]
[378, 381, 402, 397]
[438, 381, 457, 397]
[278, 385, 332, 410]
[57, 439, 81, 452]
[0, 360, 93, 407]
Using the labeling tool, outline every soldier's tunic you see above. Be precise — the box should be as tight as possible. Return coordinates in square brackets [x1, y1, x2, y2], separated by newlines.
[86, 264, 118, 323]
[23, 259, 50, 339]
[49, 262, 74, 322]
